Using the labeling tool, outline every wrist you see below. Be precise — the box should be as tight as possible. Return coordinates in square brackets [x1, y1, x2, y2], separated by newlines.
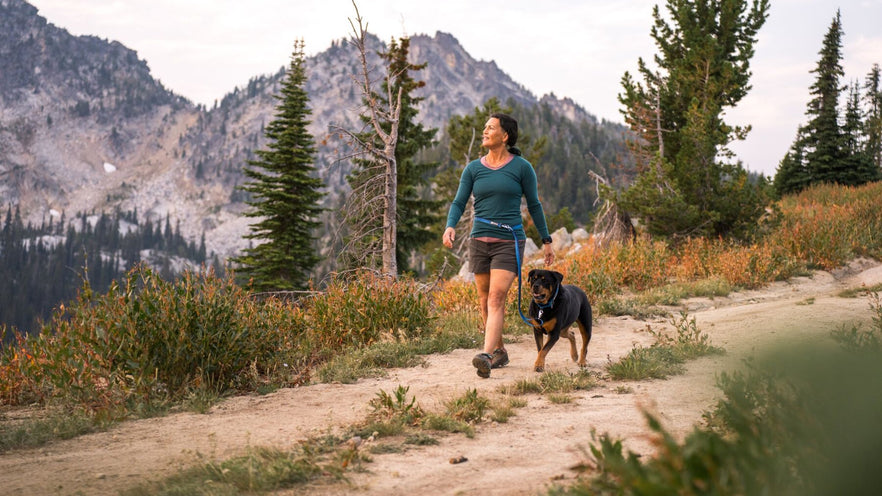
[541, 236, 553, 245]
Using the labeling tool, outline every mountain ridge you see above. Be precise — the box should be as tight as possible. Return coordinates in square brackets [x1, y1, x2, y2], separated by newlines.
[1, 0, 619, 261]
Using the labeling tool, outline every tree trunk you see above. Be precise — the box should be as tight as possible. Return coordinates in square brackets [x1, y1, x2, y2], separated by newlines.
[383, 154, 397, 276]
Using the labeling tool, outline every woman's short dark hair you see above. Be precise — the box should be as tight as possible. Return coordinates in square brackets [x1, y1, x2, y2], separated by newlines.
[490, 112, 521, 155]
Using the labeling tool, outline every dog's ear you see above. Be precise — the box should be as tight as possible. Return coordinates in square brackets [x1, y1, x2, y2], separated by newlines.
[552, 271, 564, 286]
[527, 269, 538, 283]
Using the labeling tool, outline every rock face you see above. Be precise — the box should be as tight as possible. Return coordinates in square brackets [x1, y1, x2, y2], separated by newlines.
[0, 0, 605, 260]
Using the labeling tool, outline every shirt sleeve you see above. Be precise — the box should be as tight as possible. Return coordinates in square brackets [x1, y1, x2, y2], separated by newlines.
[522, 161, 551, 239]
[446, 165, 473, 229]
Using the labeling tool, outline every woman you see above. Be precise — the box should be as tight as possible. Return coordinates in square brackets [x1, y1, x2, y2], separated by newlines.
[442, 113, 554, 378]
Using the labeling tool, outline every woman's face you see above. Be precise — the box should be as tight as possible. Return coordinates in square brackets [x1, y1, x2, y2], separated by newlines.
[481, 117, 508, 149]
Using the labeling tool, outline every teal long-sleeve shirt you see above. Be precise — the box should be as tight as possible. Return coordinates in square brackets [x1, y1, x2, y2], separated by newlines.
[445, 155, 551, 241]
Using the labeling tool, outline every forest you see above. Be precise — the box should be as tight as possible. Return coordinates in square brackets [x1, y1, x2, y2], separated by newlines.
[0, 206, 211, 338]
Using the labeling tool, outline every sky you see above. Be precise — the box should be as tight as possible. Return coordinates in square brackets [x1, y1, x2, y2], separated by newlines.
[27, 0, 882, 177]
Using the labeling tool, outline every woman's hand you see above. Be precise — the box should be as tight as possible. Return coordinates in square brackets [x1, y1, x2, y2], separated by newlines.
[543, 242, 554, 266]
[443, 227, 456, 249]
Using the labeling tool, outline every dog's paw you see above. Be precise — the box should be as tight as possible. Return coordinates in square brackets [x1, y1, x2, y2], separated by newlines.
[534, 364, 545, 373]
[577, 360, 588, 368]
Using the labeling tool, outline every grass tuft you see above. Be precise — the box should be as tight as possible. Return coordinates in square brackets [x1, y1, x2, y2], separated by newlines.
[607, 313, 723, 381]
[500, 369, 600, 397]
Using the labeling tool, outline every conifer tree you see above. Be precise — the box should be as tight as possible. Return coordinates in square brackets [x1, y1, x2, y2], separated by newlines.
[616, 0, 770, 239]
[774, 131, 811, 195]
[233, 41, 325, 291]
[864, 64, 882, 173]
[802, 10, 846, 184]
[775, 12, 880, 193]
[842, 82, 877, 184]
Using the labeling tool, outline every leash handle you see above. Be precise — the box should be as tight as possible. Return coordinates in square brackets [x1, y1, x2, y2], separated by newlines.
[474, 217, 533, 326]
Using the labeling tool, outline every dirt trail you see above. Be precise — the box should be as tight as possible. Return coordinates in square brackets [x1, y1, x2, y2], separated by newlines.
[2, 259, 881, 496]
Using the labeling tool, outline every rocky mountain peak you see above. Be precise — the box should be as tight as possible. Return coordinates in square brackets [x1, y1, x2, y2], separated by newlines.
[1, 1, 619, 261]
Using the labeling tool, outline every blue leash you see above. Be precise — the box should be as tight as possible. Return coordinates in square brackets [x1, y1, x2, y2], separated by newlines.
[474, 216, 534, 326]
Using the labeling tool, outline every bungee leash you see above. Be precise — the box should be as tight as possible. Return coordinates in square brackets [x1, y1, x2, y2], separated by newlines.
[474, 216, 534, 326]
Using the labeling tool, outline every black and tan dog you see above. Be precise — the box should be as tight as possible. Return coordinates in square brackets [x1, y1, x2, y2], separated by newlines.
[526, 269, 592, 372]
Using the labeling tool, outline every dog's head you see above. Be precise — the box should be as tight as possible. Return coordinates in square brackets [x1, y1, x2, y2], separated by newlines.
[527, 269, 564, 305]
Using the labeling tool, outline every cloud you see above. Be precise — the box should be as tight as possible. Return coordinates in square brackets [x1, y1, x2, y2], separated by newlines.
[847, 36, 882, 78]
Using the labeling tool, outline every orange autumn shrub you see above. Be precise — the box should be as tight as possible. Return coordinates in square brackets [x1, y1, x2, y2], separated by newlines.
[769, 182, 882, 269]
[432, 279, 478, 316]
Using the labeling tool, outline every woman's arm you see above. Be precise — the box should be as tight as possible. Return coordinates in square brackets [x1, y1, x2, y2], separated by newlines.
[522, 162, 551, 240]
[443, 165, 474, 248]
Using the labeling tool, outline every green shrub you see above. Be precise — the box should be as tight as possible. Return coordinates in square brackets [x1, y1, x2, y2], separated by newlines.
[421, 413, 475, 437]
[306, 271, 435, 354]
[500, 370, 599, 396]
[659, 312, 726, 361]
[314, 312, 479, 384]
[404, 433, 440, 446]
[315, 341, 426, 384]
[5, 265, 308, 417]
[564, 346, 882, 496]
[606, 345, 685, 381]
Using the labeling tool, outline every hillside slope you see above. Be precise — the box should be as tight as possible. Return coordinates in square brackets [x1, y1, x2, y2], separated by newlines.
[1, 259, 880, 495]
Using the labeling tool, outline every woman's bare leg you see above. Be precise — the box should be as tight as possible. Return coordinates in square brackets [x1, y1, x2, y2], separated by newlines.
[474, 269, 516, 354]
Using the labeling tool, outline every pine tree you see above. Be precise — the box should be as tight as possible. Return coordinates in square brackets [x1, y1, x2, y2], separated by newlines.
[802, 10, 846, 184]
[864, 64, 882, 174]
[774, 130, 811, 195]
[842, 81, 876, 184]
[616, 0, 770, 239]
[233, 41, 326, 291]
[775, 12, 881, 193]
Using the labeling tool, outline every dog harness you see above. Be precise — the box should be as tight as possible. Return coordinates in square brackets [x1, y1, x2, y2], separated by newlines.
[474, 216, 534, 326]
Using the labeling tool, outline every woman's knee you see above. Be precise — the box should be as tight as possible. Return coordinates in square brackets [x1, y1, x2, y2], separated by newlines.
[487, 291, 508, 310]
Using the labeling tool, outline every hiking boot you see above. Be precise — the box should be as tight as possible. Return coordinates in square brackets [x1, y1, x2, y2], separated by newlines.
[491, 348, 509, 369]
[472, 353, 492, 378]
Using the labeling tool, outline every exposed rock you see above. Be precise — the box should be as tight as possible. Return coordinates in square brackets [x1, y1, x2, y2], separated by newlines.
[550, 227, 573, 252]
[0, 0, 624, 265]
[572, 227, 590, 243]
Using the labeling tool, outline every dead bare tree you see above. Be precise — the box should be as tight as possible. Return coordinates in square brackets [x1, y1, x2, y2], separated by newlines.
[332, 1, 403, 277]
[451, 127, 479, 258]
[587, 157, 635, 248]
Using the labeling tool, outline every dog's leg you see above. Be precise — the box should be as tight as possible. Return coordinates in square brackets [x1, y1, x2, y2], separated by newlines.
[533, 329, 547, 372]
[534, 331, 560, 372]
[575, 317, 592, 368]
[533, 328, 544, 352]
[564, 327, 578, 362]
